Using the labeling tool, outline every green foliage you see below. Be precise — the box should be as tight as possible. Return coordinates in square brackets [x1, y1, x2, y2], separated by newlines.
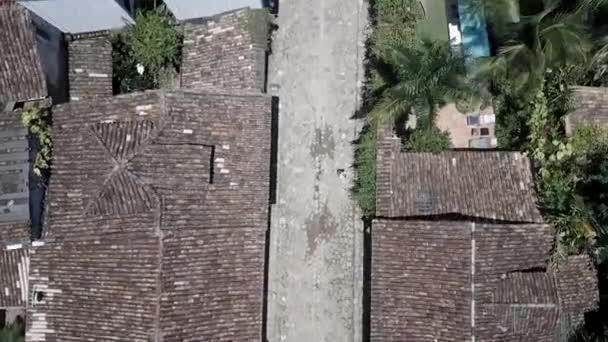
[125, 10, 181, 73]
[244, 9, 273, 49]
[22, 107, 52, 177]
[494, 93, 530, 150]
[477, 0, 596, 92]
[0, 323, 25, 342]
[371, 38, 483, 128]
[531, 117, 608, 257]
[353, 126, 377, 219]
[493, 65, 578, 150]
[112, 9, 182, 94]
[372, 0, 421, 54]
[405, 127, 452, 152]
[352, 0, 423, 219]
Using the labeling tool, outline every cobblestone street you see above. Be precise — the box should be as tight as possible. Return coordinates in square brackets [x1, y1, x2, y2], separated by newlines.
[267, 0, 367, 341]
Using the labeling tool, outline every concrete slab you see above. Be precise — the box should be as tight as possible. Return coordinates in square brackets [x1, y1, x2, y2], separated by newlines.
[266, 0, 367, 341]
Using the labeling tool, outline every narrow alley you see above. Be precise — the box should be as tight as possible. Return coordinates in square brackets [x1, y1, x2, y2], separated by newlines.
[267, 0, 367, 341]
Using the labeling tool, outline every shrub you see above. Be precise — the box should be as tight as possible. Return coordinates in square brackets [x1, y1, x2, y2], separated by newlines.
[405, 127, 452, 152]
[353, 126, 377, 219]
[533, 122, 608, 258]
[125, 9, 181, 74]
[112, 9, 182, 94]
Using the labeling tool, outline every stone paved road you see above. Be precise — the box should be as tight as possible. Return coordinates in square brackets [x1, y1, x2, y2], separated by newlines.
[267, 0, 367, 341]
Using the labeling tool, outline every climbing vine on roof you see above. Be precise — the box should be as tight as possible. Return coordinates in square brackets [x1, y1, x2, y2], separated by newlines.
[22, 106, 52, 177]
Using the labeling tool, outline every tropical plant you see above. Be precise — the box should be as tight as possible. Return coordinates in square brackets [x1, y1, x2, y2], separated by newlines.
[476, 0, 608, 93]
[112, 8, 182, 93]
[22, 107, 52, 177]
[405, 127, 452, 152]
[370, 38, 483, 129]
[124, 9, 181, 74]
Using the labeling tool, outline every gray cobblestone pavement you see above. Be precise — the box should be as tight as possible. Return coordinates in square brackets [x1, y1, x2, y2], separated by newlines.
[267, 0, 367, 341]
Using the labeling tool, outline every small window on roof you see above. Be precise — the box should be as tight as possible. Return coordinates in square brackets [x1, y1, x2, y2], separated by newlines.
[415, 191, 435, 212]
[32, 290, 45, 305]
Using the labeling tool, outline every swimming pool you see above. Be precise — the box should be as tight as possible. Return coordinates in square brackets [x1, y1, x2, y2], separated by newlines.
[418, 0, 491, 59]
[457, 0, 491, 59]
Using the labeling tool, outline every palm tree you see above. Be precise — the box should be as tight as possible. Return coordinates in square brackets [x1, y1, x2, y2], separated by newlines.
[370, 38, 483, 129]
[475, 0, 608, 92]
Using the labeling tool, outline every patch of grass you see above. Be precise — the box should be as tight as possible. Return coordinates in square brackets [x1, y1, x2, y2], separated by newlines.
[416, 0, 449, 42]
[372, 0, 422, 54]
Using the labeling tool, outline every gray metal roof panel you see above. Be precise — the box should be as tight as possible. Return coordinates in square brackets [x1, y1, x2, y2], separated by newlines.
[0, 127, 29, 223]
[18, 0, 133, 34]
[163, 0, 264, 21]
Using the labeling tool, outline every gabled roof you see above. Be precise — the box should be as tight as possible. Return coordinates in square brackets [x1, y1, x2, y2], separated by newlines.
[376, 146, 543, 222]
[565, 86, 608, 135]
[371, 220, 599, 342]
[163, 0, 264, 21]
[0, 5, 47, 107]
[18, 0, 133, 34]
[27, 89, 272, 341]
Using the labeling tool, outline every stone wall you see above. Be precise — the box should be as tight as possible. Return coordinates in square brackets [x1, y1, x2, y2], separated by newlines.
[181, 11, 267, 92]
[67, 35, 113, 101]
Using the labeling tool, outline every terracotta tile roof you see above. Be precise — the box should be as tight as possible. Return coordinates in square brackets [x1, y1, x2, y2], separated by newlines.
[0, 5, 47, 108]
[181, 12, 267, 92]
[371, 220, 471, 342]
[371, 220, 599, 342]
[67, 35, 113, 101]
[0, 223, 29, 244]
[556, 255, 599, 326]
[376, 149, 543, 222]
[27, 89, 272, 341]
[565, 86, 608, 134]
[0, 247, 29, 308]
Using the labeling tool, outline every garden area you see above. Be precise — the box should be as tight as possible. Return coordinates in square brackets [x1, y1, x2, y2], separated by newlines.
[354, 0, 608, 339]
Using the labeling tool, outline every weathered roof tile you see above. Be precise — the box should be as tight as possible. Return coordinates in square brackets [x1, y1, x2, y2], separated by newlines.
[376, 150, 543, 222]
[0, 5, 47, 108]
[27, 89, 272, 341]
[565, 86, 608, 134]
[371, 220, 599, 341]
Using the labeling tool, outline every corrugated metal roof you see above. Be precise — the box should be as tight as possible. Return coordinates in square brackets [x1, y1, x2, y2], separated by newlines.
[18, 0, 133, 34]
[163, 0, 264, 21]
[0, 126, 30, 223]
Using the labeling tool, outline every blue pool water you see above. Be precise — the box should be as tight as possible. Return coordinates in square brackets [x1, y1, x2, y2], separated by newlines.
[457, 0, 491, 59]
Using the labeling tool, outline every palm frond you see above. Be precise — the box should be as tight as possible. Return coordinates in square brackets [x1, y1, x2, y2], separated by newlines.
[369, 39, 482, 126]
[540, 13, 593, 66]
[576, 0, 608, 12]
